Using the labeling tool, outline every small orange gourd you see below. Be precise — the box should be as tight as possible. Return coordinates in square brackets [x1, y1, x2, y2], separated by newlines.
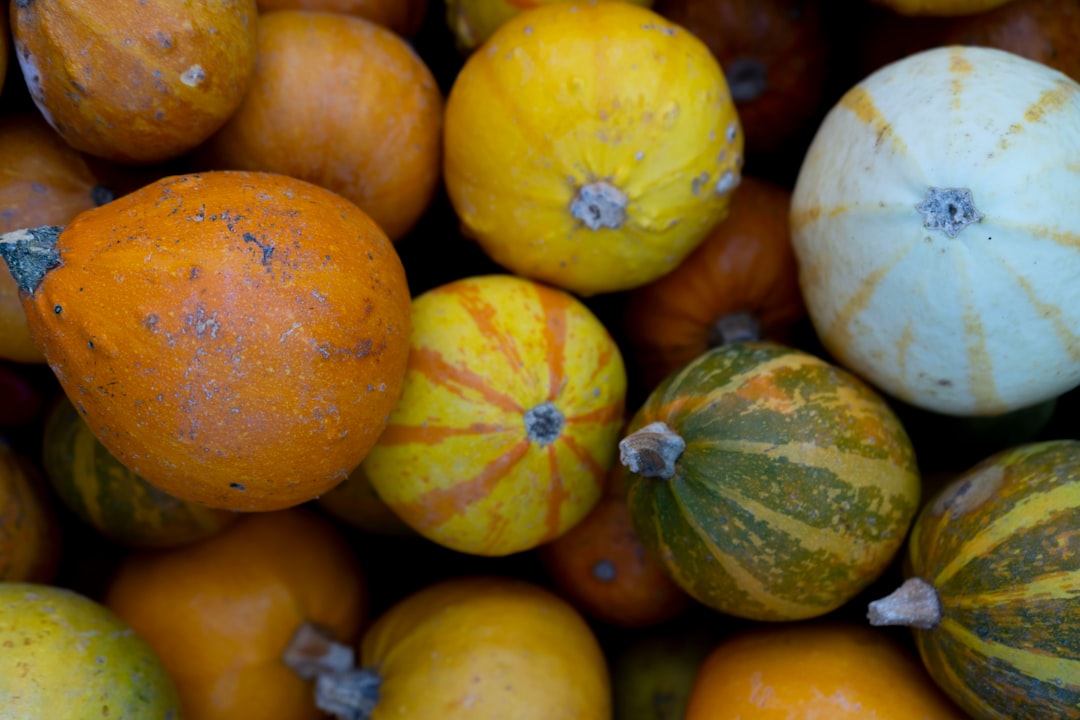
[199, 10, 443, 241]
[10, 0, 258, 163]
[624, 176, 806, 390]
[0, 437, 60, 583]
[0, 170, 412, 512]
[255, 0, 430, 37]
[684, 622, 967, 719]
[0, 113, 115, 363]
[104, 508, 367, 720]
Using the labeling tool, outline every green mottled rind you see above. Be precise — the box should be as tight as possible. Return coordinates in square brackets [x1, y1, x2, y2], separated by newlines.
[908, 440, 1080, 720]
[624, 341, 920, 621]
[0, 582, 182, 718]
[42, 396, 236, 548]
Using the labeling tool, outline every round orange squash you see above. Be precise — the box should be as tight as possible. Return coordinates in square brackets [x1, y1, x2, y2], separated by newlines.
[255, 0, 430, 37]
[104, 508, 367, 720]
[10, 0, 258, 164]
[363, 273, 627, 556]
[303, 575, 612, 719]
[0, 113, 116, 363]
[198, 10, 443, 241]
[684, 622, 968, 719]
[538, 491, 692, 628]
[0, 437, 60, 583]
[624, 175, 806, 391]
[443, 1, 744, 296]
[0, 170, 412, 512]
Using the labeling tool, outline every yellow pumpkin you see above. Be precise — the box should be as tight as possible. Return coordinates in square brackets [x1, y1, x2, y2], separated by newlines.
[443, 1, 743, 296]
[446, 0, 654, 53]
[363, 274, 627, 556]
[308, 575, 612, 719]
[0, 582, 182, 718]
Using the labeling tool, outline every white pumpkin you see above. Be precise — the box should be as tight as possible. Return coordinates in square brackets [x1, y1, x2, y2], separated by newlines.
[790, 45, 1080, 417]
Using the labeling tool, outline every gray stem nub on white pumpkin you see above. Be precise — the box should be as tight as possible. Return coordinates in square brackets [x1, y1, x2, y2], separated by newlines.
[0, 226, 64, 295]
[866, 577, 942, 630]
[915, 187, 983, 238]
[618, 421, 686, 480]
[571, 181, 628, 230]
[525, 401, 565, 447]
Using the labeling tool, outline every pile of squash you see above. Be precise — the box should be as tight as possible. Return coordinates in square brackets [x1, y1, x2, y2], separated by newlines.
[1, 0, 1078, 718]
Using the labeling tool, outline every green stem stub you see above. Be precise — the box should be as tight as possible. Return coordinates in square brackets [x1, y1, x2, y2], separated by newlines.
[0, 226, 64, 295]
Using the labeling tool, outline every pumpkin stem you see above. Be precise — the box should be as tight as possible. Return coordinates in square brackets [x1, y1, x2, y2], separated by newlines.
[571, 181, 628, 230]
[914, 187, 983, 238]
[314, 668, 382, 720]
[282, 622, 356, 680]
[866, 577, 942, 629]
[618, 421, 685, 480]
[524, 401, 565, 447]
[708, 310, 762, 348]
[0, 226, 64, 295]
[725, 57, 768, 104]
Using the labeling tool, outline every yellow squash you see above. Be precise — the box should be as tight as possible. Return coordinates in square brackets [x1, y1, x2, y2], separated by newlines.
[443, 1, 743, 296]
[363, 274, 627, 556]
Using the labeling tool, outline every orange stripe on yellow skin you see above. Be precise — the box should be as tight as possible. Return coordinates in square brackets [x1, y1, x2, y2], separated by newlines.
[560, 433, 608, 488]
[535, 283, 570, 401]
[408, 346, 523, 414]
[543, 446, 569, 542]
[395, 439, 532, 531]
[566, 400, 624, 427]
[455, 281, 528, 383]
[374, 422, 514, 446]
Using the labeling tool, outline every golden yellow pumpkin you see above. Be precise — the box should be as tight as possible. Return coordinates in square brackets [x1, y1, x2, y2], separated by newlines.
[443, 1, 743, 296]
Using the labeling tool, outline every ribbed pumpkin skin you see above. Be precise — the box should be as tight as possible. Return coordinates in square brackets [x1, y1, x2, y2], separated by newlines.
[905, 440, 1080, 720]
[363, 274, 627, 556]
[41, 396, 237, 548]
[624, 341, 920, 621]
[443, 2, 743, 296]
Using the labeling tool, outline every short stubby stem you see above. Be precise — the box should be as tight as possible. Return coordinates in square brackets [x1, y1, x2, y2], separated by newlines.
[914, 187, 983, 238]
[571, 181, 628, 231]
[708, 310, 762, 348]
[0, 226, 64, 295]
[618, 421, 686, 480]
[525, 401, 565, 447]
[867, 577, 942, 629]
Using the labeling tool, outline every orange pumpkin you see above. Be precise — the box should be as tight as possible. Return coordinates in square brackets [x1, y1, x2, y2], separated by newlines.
[363, 274, 627, 556]
[0, 113, 116, 363]
[306, 575, 612, 719]
[538, 491, 692, 628]
[655, 0, 831, 155]
[684, 622, 968, 719]
[198, 10, 443, 241]
[624, 176, 806, 390]
[104, 508, 367, 720]
[315, 463, 415, 536]
[0, 436, 60, 583]
[0, 170, 412, 512]
[255, 0, 430, 36]
[10, 0, 258, 164]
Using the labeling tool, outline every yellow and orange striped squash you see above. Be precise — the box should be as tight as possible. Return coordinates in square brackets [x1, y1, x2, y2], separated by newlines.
[869, 439, 1080, 720]
[620, 341, 921, 621]
[443, 1, 743, 297]
[790, 45, 1080, 417]
[362, 274, 627, 556]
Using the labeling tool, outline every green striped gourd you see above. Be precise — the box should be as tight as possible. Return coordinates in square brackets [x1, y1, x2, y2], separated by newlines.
[619, 341, 920, 621]
[41, 396, 237, 547]
[868, 439, 1080, 720]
